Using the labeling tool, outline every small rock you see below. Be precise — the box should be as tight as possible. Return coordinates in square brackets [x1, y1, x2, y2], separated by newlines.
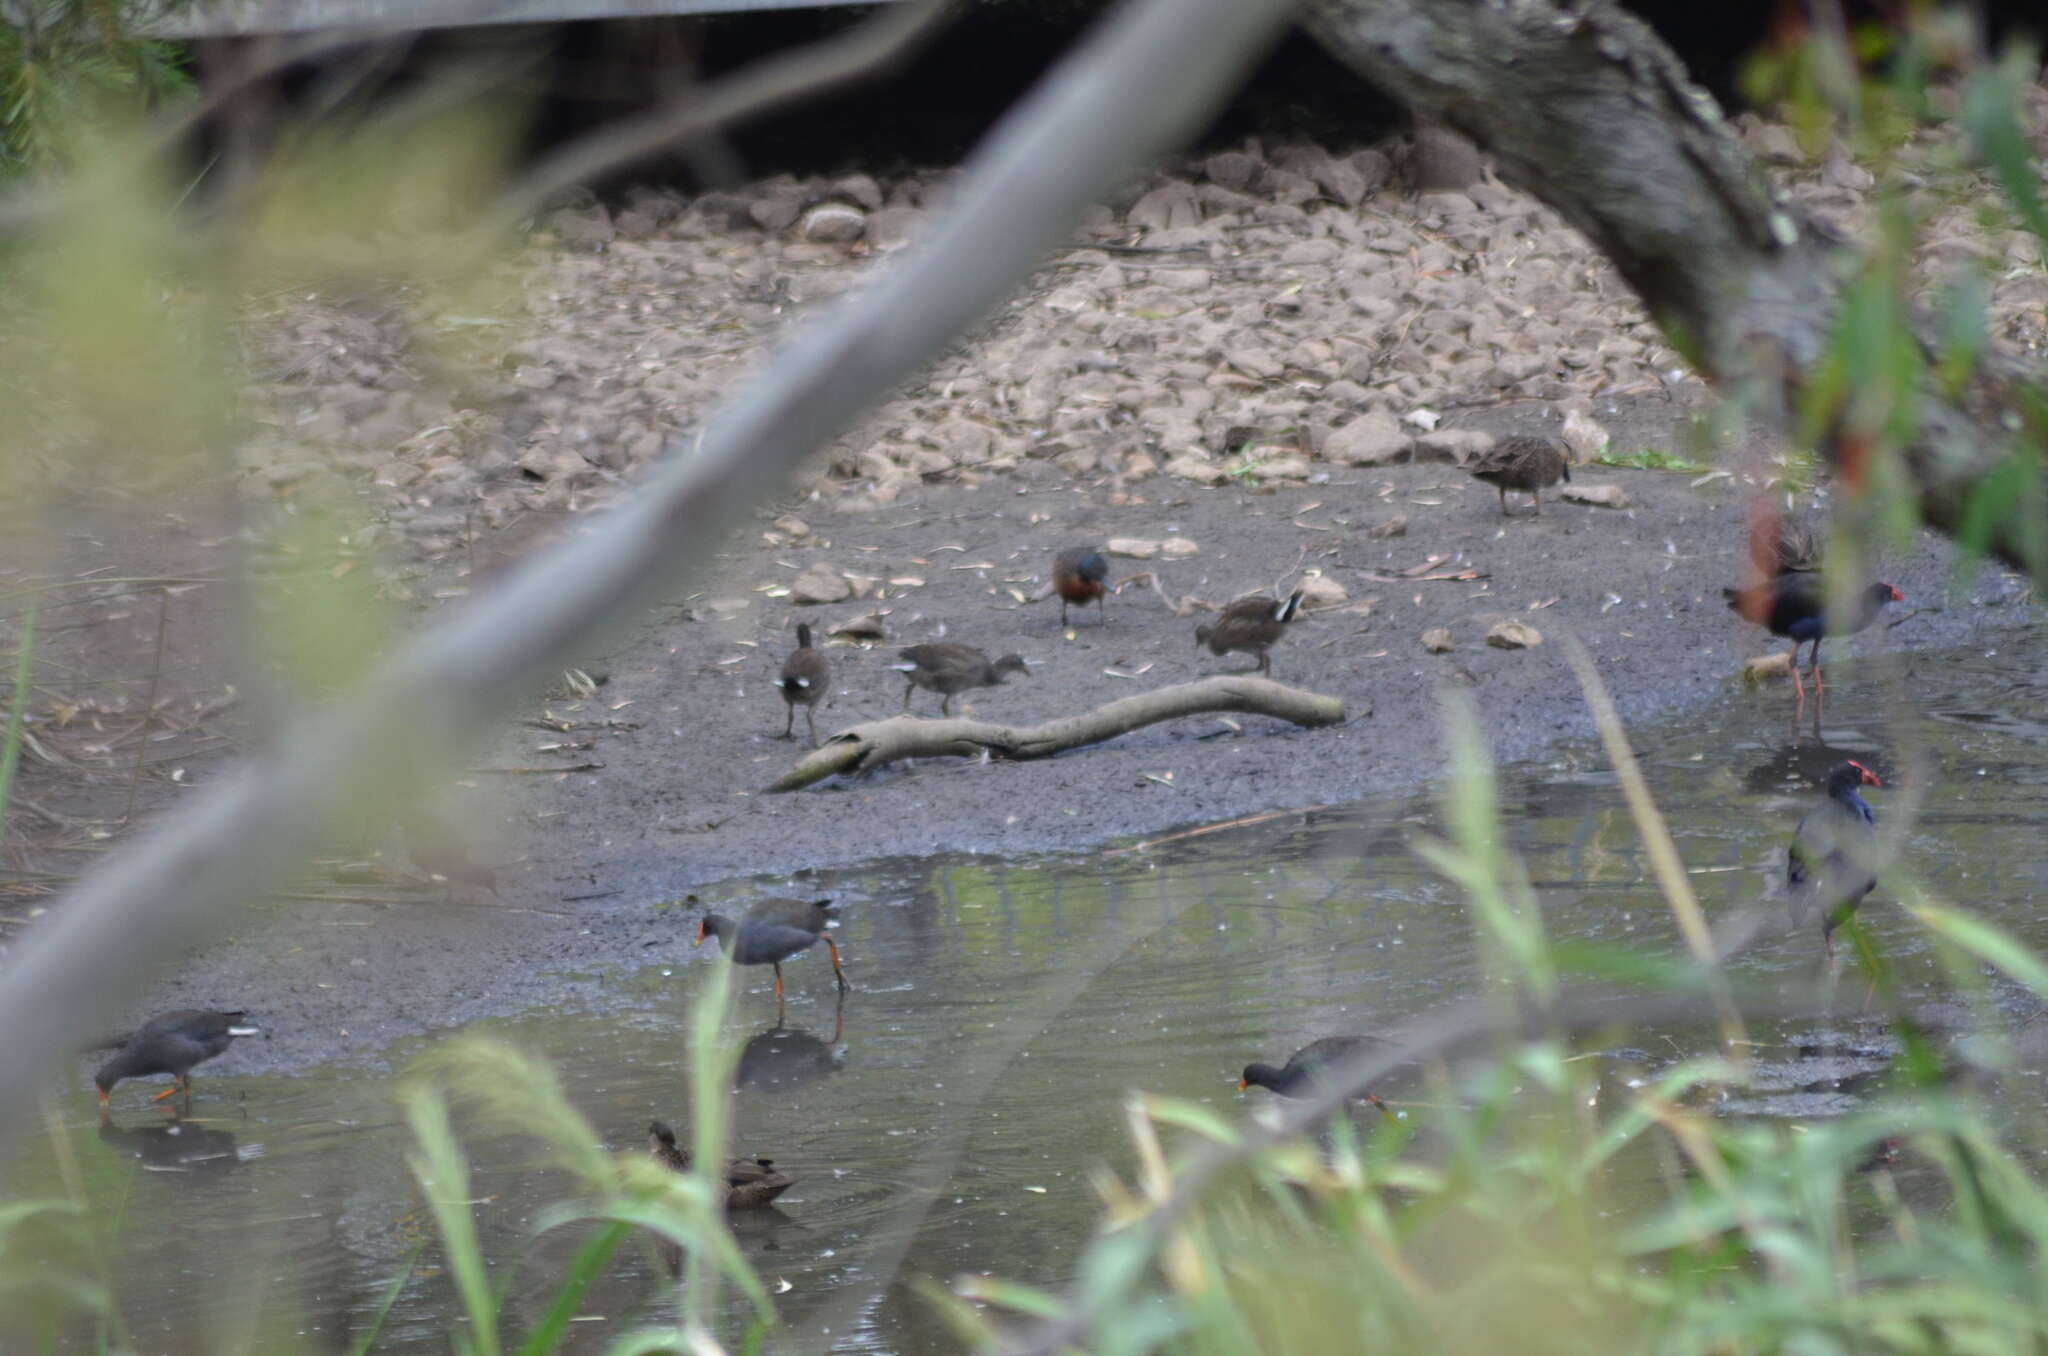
[800, 204, 867, 243]
[1561, 483, 1630, 508]
[1162, 455, 1227, 485]
[1296, 573, 1347, 609]
[830, 173, 884, 210]
[1203, 150, 1264, 193]
[1105, 538, 1161, 559]
[1323, 411, 1411, 465]
[1369, 516, 1408, 539]
[1159, 538, 1200, 559]
[748, 194, 803, 232]
[866, 205, 921, 251]
[1562, 409, 1609, 462]
[1422, 627, 1454, 653]
[790, 565, 852, 605]
[830, 612, 887, 642]
[544, 203, 614, 251]
[1250, 456, 1312, 480]
[772, 515, 811, 539]
[1486, 620, 1543, 650]
[1127, 182, 1202, 234]
[1743, 651, 1794, 685]
[1415, 429, 1492, 464]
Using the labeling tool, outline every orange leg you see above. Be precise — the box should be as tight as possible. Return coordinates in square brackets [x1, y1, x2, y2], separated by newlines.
[823, 935, 849, 993]
[772, 963, 784, 1000]
[148, 1075, 187, 1104]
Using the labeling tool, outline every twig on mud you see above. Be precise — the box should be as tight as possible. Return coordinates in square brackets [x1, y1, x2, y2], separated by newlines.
[1102, 805, 1335, 856]
[471, 763, 605, 776]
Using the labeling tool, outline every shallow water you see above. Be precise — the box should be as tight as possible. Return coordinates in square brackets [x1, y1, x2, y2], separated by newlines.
[22, 630, 2048, 1353]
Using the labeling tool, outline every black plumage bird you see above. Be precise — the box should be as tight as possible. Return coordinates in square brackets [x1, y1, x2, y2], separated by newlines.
[1239, 1036, 1388, 1109]
[94, 1010, 259, 1108]
[1051, 547, 1110, 627]
[1724, 575, 1902, 701]
[1788, 760, 1883, 955]
[778, 623, 831, 746]
[696, 897, 849, 999]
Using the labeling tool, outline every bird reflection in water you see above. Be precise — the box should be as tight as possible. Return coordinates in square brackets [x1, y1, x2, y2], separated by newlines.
[97, 1115, 259, 1176]
[736, 993, 847, 1096]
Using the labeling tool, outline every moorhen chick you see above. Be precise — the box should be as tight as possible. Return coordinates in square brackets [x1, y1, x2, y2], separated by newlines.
[1239, 1036, 1388, 1110]
[1788, 760, 1884, 955]
[696, 897, 849, 998]
[1467, 435, 1571, 516]
[894, 643, 1029, 716]
[1051, 546, 1111, 628]
[647, 1120, 794, 1209]
[778, 622, 831, 746]
[1196, 591, 1304, 676]
[1724, 574, 1902, 700]
[94, 1009, 260, 1108]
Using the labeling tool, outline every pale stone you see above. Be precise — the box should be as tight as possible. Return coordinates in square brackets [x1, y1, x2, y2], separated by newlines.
[1486, 620, 1543, 650]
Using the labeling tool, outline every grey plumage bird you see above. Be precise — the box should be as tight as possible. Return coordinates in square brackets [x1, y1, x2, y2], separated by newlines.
[894, 643, 1029, 716]
[1195, 591, 1304, 675]
[778, 623, 830, 745]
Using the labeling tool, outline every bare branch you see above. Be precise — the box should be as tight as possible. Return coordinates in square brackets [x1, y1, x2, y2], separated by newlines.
[767, 676, 1348, 791]
[0, 0, 1294, 1157]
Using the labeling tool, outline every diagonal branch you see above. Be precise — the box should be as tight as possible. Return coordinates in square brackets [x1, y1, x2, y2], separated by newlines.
[0, 0, 1295, 1157]
[1300, 0, 2048, 577]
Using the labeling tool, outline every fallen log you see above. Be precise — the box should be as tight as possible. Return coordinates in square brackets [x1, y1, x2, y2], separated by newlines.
[765, 675, 1349, 792]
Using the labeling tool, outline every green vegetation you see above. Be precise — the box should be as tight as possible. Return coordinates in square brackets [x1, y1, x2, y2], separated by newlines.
[1591, 446, 1709, 473]
[0, 1, 191, 177]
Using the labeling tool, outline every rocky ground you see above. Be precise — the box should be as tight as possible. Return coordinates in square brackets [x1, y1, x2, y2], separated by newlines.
[4, 102, 2044, 1071]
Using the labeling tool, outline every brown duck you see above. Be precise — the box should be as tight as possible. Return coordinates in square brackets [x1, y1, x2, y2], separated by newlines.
[696, 896, 849, 998]
[894, 643, 1029, 716]
[778, 623, 830, 746]
[1468, 435, 1571, 515]
[648, 1120, 795, 1210]
[1195, 591, 1303, 675]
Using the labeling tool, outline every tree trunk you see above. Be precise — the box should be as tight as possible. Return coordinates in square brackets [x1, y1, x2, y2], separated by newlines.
[1300, 0, 2047, 576]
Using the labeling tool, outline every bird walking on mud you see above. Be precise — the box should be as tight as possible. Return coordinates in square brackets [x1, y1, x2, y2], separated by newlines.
[894, 643, 1029, 716]
[1787, 760, 1884, 956]
[1051, 546, 1111, 627]
[94, 1009, 260, 1110]
[1467, 435, 1571, 516]
[696, 897, 850, 1000]
[1724, 574, 1902, 703]
[778, 622, 831, 746]
[1196, 591, 1303, 676]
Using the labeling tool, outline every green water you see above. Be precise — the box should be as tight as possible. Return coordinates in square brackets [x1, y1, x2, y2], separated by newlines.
[21, 632, 2048, 1353]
